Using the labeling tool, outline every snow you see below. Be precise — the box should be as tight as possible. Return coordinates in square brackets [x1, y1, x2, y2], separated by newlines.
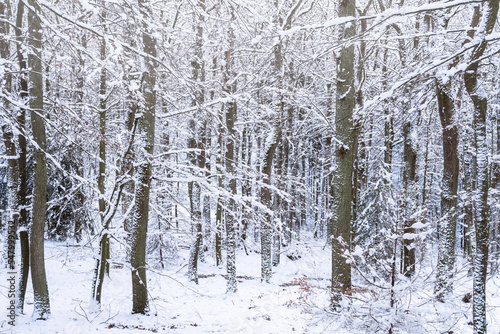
[351, 245, 364, 257]
[0, 238, 325, 333]
[79, 0, 98, 15]
[2, 0, 499, 330]
[1, 234, 499, 333]
[410, 221, 426, 229]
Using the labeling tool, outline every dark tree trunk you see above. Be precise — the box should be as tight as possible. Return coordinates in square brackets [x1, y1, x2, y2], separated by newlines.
[98, 13, 109, 276]
[28, 0, 51, 319]
[330, 0, 355, 309]
[402, 122, 417, 277]
[224, 98, 237, 293]
[187, 0, 205, 284]
[90, 3, 111, 310]
[0, 0, 17, 274]
[435, 81, 459, 300]
[14, 0, 29, 313]
[131, 0, 157, 314]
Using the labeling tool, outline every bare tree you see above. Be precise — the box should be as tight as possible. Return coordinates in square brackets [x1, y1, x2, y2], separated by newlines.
[91, 1, 109, 309]
[14, 0, 29, 313]
[187, 0, 206, 284]
[28, 0, 50, 319]
[130, 0, 157, 314]
[330, 0, 356, 309]
[223, 3, 238, 294]
[462, 1, 498, 332]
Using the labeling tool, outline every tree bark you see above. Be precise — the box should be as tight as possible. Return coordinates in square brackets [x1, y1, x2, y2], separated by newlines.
[261, 125, 279, 282]
[2, 125, 19, 273]
[463, 126, 474, 258]
[98, 6, 109, 276]
[223, 5, 237, 293]
[492, 112, 500, 273]
[28, 0, 50, 319]
[0, 0, 17, 273]
[215, 96, 224, 267]
[262, 0, 285, 279]
[330, 0, 355, 309]
[402, 122, 417, 277]
[90, 3, 111, 310]
[435, 81, 459, 300]
[462, 1, 498, 332]
[225, 98, 237, 293]
[14, 0, 29, 313]
[130, 0, 157, 314]
[187, 0, 205, 284]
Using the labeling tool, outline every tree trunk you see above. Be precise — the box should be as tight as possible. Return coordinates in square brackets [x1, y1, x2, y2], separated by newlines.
[187, 0, 205, 284]
[15, 0, 29, 313]
[352, 4, 369, 243]
[28, 0, 50, 319]
[90, 3, 111, 310]
[73, 26, 87, 243]
[2, 125, 18, 272]
[241, 127, 251, 247]
[121, 8, 139, 262]
[330, 0, 355, 309]
[187, 122, 202, 282]
[263, 0, 285, 277]
[223, 6, 237, 293]
[492, 112, 499, 273]
[215, 193, 223, 266]
[225, 97, 237, 293]
[261, 125, 279, 282]
[435, 81, 459, 300]
[131, 0, 157, 314]
[462, 1, 498, 332]
[402, 122, 417, 277]
[463, 127, 474, 259]
[0, 0, 17, 273]
[215, 103, 224, 267]
[98, 10, 109, 276]
[201, 121, 210, 261]
[187, 122, 202, 283]
[273, 144, 282, 267]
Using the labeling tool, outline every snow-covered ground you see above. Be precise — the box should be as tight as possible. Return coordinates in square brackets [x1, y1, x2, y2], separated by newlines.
[1, 235, 499, 333]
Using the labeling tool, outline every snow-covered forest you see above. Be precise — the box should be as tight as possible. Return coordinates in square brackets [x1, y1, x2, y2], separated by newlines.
[0, 0, 499, 333]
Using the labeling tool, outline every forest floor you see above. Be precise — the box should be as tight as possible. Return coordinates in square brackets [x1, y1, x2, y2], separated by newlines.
[1, 234, 500, 333]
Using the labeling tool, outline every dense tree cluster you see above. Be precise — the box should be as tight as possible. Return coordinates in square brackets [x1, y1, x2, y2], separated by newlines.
[0, 0, 498, 332]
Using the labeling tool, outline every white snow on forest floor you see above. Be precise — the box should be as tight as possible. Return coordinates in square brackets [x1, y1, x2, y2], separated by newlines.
[1, 234, 500, 333]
